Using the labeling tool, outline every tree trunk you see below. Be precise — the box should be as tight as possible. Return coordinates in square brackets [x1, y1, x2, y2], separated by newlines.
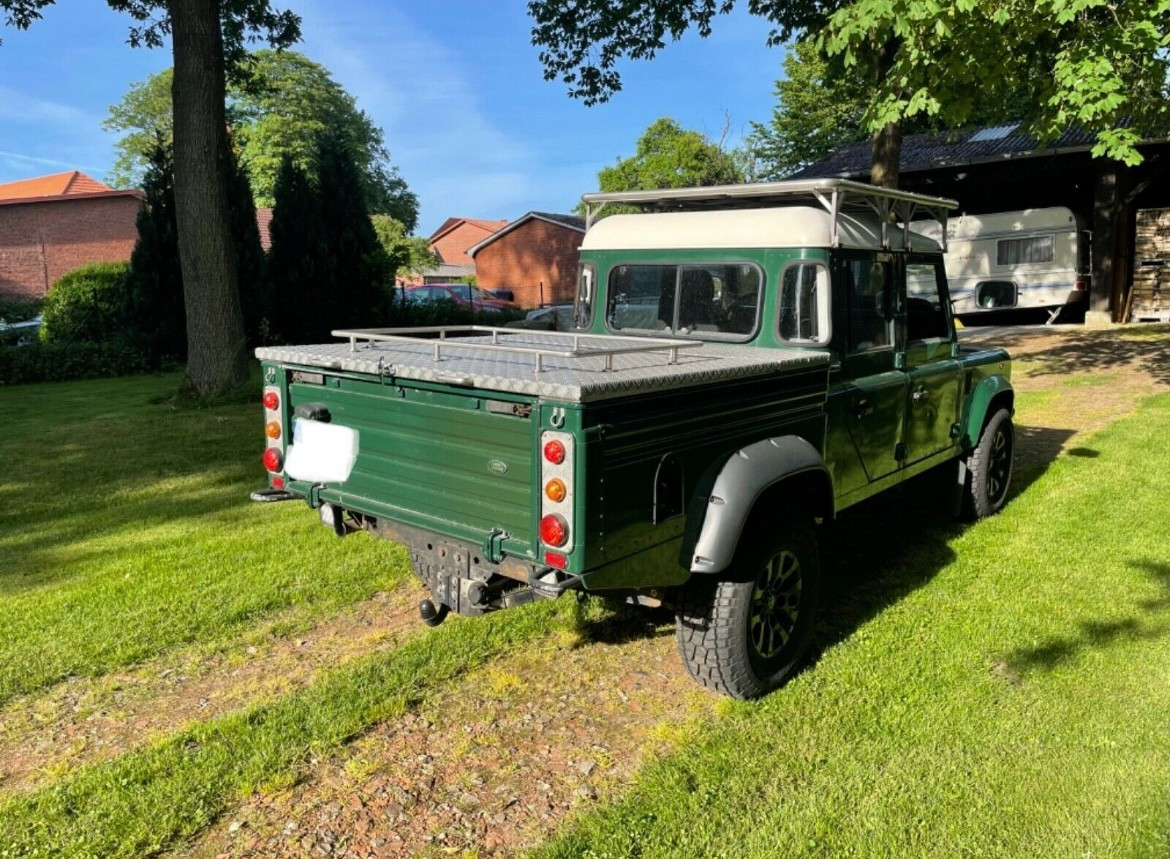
[870, 121, 902, 189]
[868, 37, 902, 190]
[171, 0, 249, 398]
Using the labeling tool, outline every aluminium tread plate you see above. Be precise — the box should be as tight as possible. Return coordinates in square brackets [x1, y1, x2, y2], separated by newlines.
[256, 334, 830, 403]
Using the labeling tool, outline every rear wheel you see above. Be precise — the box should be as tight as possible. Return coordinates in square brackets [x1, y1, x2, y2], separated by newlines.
[965, 407, 1014, 519]
[675, 515, 820, 699]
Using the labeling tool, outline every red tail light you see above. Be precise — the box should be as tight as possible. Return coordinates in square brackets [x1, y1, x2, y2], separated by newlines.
[263, 391, 280, 410]
[543, 439, 566, 465]
[539, 514, 568, 547]
[262, 447, 283, 473]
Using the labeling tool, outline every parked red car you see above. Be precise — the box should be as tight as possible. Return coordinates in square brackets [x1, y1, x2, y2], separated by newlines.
[404, 284, 520, 312]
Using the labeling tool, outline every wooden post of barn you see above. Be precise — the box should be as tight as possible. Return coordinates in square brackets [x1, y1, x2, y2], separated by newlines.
[1091, 160, 1127, 322]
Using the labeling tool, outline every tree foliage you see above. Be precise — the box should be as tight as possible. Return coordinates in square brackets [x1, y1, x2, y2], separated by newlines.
[269, 136, 394, 344]
[596, 117, 744, 194]
[823, 0, 1170, 166]
[747, 38, 1050, 179]
[125, 138, 184, 361]
[746, 40, 868, 180]
[105, 51, 419, 229]
[370, 215, 438, 284]
[528, 0, 840, 105]
[2, 0, 301, 398]
[226, 146, 270, 346]
[530, 0, 1170, 174]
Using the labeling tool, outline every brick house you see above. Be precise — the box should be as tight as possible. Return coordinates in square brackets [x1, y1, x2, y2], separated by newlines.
[469, 212, 586, 308]
[0, 171, 143, 301]
[429, 217, 509, 267]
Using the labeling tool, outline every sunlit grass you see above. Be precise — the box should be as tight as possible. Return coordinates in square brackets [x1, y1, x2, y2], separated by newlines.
[0, 372, 408, 703]
[532, 393, 1170, 858]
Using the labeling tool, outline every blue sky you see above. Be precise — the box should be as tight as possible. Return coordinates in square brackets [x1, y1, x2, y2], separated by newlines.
[0, 0, 787, 235]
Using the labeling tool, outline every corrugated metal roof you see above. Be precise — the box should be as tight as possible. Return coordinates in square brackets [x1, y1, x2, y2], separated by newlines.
[794, 125, 1103, 180]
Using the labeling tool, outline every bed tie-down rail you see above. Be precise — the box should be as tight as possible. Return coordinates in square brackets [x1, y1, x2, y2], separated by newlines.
[332, 326, 704, 377]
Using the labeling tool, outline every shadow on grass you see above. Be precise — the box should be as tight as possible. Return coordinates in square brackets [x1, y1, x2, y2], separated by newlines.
[1007, 561, 1170, 674]
[565, 425, 1076, 676]
[1011, 425, 1079, 490]
[0, 390, 261, 593]
[966, 325, 1170, 385]
[572, 600, 675, 647]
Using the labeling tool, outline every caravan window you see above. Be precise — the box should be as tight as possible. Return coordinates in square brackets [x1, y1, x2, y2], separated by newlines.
[997, 235, 1054, 265]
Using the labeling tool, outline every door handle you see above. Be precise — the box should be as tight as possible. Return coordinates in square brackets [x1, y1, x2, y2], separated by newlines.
[912, 386, 929, 403]
[852, 399, 874, 419]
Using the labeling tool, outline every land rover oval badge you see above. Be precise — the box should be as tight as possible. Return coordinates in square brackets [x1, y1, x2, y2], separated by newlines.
[488, 459, 509, 475]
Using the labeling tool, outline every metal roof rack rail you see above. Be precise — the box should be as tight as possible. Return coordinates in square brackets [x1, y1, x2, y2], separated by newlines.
[580, 178, 958, 251]
[332, 326, 704, 377]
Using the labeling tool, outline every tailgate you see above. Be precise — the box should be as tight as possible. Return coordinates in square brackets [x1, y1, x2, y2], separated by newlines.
[286, 371, 538, 559]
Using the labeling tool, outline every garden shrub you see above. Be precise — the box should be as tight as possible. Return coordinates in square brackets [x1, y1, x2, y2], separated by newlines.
[40, 262, 133, 346]
[0, 341, 154, 386]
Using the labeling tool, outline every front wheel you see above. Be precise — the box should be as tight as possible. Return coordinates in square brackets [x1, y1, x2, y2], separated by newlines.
[965, 407, 1014, 519]
[675, 515, 820, 699]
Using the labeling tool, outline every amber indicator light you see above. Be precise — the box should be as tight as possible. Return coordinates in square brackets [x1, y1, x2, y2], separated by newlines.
[544, 478, 567, 503]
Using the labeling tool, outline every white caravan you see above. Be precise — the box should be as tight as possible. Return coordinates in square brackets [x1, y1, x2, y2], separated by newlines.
[913, 207, 1090, 322]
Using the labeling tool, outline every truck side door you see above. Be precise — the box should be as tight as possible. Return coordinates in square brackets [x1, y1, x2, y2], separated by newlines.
[901, 256, 963, 464]
[833, 252, 906, 489]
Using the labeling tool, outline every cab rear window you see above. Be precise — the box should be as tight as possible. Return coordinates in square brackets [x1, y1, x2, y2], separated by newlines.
[606, 263, 762, 339]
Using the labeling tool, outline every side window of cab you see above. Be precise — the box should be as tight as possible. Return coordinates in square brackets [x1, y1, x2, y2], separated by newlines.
[905, 257, 953, 343]
[844, 256, 893, 353]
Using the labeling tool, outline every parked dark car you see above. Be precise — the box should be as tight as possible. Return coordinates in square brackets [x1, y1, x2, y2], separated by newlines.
[405, 284, 521, 312]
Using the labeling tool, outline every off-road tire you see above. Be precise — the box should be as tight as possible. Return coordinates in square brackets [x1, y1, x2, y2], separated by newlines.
[965, 406, 1014, 519]
[675, 515, 820, 699]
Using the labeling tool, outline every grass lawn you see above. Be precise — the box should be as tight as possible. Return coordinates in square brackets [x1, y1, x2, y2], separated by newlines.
[533, 392, 1170, 858]
[0, 373, 409, 703]
[1, 345, 1167, 858]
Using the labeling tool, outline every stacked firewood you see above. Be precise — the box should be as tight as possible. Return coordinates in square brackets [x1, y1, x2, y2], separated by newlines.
[1130, 209, 1170, 320]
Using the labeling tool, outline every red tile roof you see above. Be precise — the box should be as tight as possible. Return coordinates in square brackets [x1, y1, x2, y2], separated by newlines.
[428, 217, 508, 243]
[0, 170, 112, 201]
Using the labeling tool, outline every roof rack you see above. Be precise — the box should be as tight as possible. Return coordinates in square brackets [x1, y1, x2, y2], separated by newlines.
[332, 326, 704, 377]
[580, 178, 959, 251]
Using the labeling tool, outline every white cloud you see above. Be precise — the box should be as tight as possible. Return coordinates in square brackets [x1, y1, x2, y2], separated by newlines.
[0, 87, 103, 131]
[294, 0, 541, 232]
[0, 149, 103, 174]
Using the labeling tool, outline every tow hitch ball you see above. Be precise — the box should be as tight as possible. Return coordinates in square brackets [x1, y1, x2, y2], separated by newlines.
[418, 599, 448, 627]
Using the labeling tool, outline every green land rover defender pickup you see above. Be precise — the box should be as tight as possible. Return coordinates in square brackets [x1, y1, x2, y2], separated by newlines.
[255, 179, 1014, 699]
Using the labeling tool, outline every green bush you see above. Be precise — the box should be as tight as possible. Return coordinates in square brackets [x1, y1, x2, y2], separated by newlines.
[0, 341, 155, 386]
[40, 262, 133, 346]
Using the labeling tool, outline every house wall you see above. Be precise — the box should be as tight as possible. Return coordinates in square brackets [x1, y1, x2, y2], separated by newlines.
[474, 220, 583, 308]
[431, 222, 499, 267]
[0, 195, 141, 300]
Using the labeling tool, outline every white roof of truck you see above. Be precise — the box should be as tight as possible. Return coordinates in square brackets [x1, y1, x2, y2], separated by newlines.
[580, 207, 941, 253]
[579, 178, 955, 253]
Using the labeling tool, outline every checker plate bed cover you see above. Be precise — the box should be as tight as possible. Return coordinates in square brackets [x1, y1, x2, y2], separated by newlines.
[255, 332, 830, 403]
